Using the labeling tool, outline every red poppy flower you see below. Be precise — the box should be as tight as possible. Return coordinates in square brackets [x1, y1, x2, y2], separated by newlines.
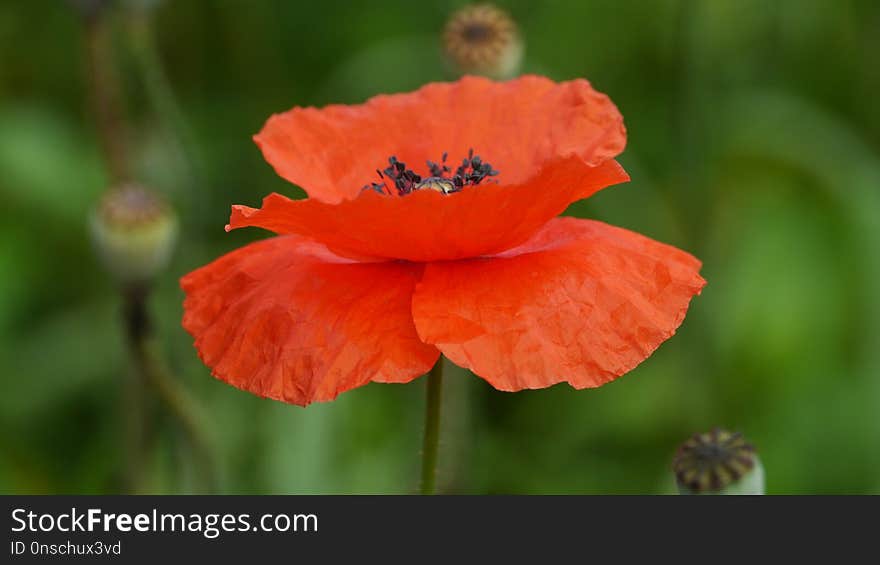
[181, 75, 706, 406]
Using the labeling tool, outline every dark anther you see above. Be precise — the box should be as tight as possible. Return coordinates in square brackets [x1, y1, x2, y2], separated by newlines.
[363, 149, 499, 196]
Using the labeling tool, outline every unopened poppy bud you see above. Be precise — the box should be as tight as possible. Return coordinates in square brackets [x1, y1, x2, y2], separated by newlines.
[90, 183, 178, 285]
[443, 4, 523, 79]
[673, 428, 765, 495]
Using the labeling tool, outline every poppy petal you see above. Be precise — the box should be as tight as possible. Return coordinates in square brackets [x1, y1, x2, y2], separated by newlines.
[254, 75, 626, 203]
[227, 157, 629, 262]
[410, 217, 706, 391]
[181, 236, 440, 406]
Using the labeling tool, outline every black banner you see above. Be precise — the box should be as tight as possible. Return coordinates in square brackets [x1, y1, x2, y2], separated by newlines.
[1, 496, 871, 562]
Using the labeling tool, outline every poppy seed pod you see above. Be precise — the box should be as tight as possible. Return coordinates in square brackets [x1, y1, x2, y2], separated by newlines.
[673, 428, 765, 495]
[443, 4, 523, 79]
[90, 183, 178, 285]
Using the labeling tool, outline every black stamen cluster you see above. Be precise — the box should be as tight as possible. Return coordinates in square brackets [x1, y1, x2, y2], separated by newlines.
[426, 152, 451, 177]
[361, 149, 499, 196]
[451, 148, 499, 190]
[362, 169, 390, 195]
[384, 156, 423, 195]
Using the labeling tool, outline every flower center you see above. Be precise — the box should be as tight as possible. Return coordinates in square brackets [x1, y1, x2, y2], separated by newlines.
[362, 149, 499, 196]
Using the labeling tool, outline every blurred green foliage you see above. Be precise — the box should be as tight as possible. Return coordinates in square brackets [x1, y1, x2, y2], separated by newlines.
[1, 0, 878, 494]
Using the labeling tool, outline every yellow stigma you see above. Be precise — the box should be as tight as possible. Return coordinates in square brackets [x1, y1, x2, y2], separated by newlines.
[443, 4, 523, 79]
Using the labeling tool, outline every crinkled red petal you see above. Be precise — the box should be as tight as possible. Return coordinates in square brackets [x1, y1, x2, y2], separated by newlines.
[181, 236, 440, 406]
[411, 217, 706, 391]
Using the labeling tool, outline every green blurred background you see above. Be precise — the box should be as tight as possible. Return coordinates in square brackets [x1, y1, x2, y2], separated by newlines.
[1, 0, 878, 494]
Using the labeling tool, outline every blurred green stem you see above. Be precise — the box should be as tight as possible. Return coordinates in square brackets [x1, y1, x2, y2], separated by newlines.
[420, 358, 444, 495]
[123, 285, 217, 493]
[84, 10, 129, 183]
[121, 285, 150, 491]
[127, 5, 205, 215]
[83, 10, 141, 491]
[673, 0, 705, 240]
[82, 6, 216, 493]
[121, 292, 148, 492]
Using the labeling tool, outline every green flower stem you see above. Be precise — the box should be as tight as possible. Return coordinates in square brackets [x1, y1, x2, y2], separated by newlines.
[82, 8, 215, 493]
[420, 358, 445, 495]
[82, 11, 140, 491]
[126, 6, 206, 213]
[123, 285, 217, 493]
[84, 14, 130, 184]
